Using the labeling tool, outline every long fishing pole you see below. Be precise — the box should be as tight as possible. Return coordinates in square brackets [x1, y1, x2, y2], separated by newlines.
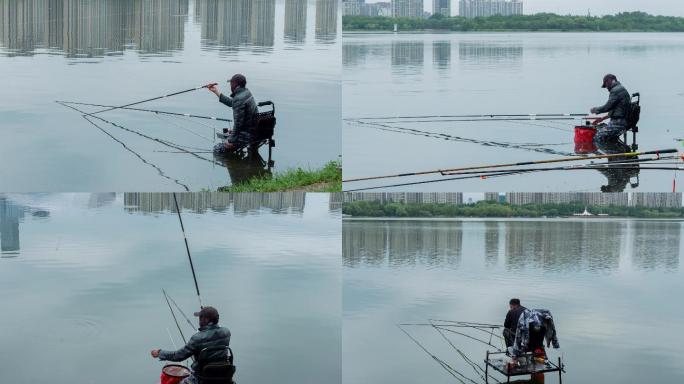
[172, 193, 203, 309]
[344, 165, 684, 192]
[85, 83, 217, 116]
[350, 116, 581, 124]
[348, 112, 588, 120]
[59, 100, 232, 122]
[343, 148, 679, 183]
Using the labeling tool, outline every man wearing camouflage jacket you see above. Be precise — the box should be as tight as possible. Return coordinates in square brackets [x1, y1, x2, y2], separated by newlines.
[511, 308, 560, 359]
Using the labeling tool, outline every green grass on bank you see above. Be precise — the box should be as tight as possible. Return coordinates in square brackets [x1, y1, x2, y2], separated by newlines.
[343, 12, 684, 32]
[219, 160, 342, 192]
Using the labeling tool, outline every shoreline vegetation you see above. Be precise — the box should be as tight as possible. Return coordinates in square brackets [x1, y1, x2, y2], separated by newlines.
[343, 12, 684, 32]
[219, 160, 342, 192]
[343, 200, 684, 218]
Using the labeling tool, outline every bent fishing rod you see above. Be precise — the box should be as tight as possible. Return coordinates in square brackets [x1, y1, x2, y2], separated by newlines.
[172, 193, 203, 310]
[58, 100, 232, 122]
[85, 83, 218, 117]
[343, 148, 679, 183]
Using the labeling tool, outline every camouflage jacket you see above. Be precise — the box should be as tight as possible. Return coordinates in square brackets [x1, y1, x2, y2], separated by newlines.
[219, 86, 258, 143]
[158, 324, 231, 371]
[594, 82, 631, 119]
[512, 309, 559, 357]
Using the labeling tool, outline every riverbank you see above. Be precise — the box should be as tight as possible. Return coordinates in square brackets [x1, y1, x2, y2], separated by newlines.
[220, 160, 342, 192]
[343, 200, 684, 218]
[343, 12, 684, 32]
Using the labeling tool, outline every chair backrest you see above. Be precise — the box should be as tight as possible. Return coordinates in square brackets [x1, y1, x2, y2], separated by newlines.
[253, 101, 276, 141]
[626, 92, 641, 130]
[196, 346, 236, 384]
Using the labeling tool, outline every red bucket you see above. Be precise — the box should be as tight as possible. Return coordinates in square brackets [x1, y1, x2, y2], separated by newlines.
[161, 364, 191, 384]
[574, 125, 596, 144]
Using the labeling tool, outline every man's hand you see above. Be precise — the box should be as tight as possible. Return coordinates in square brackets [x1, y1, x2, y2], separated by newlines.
[151, 349, 161, 358]
[208, 85, 221, 97]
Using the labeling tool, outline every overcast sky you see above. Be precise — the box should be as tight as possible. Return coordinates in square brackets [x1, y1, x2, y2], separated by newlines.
[363, 0, 684, 17]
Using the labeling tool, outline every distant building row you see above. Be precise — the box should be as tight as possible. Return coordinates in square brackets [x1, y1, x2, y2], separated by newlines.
[343, 0, 522, 18]
[345, 192, 463, 204]
[494, 193, 683, 208]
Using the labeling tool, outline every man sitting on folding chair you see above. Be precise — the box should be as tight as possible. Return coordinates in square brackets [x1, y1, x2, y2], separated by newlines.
[151, 306, 235, 384]
[209, 74, 259, 153]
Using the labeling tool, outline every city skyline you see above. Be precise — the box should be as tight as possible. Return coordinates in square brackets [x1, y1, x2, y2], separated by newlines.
[357, 0, 684, 16]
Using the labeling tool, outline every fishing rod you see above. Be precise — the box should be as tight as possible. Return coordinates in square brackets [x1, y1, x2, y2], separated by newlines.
[349, 116, 580, 124]
[348, 112, 588, 121]
[85, 83, 218, 116]
[344, 165, 684, 192]
[163, 289, 187, 345]
[59, 100, 232, 122]
[343, 148, 679, 183]
[172, 193, 203, 310]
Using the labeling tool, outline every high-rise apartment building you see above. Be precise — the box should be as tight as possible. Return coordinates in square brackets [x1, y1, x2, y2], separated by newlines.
[433, 0, 451, 16]
[459, 0, 522, 18]
[392, 0, 424, 18]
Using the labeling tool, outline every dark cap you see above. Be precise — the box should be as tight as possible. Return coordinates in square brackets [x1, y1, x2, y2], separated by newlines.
[601, 74, 617, 88]
[509, 298, 521, 305]
[229, 74, 247, 88]
[194, 306, 219, 323]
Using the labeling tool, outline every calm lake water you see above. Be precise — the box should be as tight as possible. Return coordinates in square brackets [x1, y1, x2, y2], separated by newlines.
[343, 219, 684, 384]
[343, 32, 684, 192]
[0, 193, 341, 384]
[0, 0, 340, 191]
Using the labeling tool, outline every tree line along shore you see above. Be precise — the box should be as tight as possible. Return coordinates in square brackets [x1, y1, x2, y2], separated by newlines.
[343, 12, 684, 32]
[343, 200, 684, 218]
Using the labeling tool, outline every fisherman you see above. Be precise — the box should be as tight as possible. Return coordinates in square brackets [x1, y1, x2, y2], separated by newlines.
[208, 74, 259, 153]
[503, 298, 527, 348]
[590, 74, 632, 144]
[151, 306, 232, 384]
[510, 308, 559, 362]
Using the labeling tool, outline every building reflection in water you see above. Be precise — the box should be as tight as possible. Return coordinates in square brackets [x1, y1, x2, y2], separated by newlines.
[284, 0, 307, 44]
[432, 40, 451, 71]
[0, 197, 24, 255]
[458, 40, 523, 69]
[0, 0, 188, 57]
[315, 0, 338, 43]
[123, 192, 307, 215]
[344, 220, 682, 272]
[504, 221, 622, 272]
[343, 221, 463, 268]
[632, 221, 680, 270]
[391, 41, 424, 75]
[0, 196, 50, 256]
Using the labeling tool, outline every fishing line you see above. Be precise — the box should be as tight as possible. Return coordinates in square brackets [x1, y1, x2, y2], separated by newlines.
[430, 322, 500, 384]
[57, 101, 223, 166]
[57, 103, 191, 191]
[153, 113, 214, 142]
[350, 120, 575, 156]
[58, 100, 232, 122]
[397, 325, 477, 384]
